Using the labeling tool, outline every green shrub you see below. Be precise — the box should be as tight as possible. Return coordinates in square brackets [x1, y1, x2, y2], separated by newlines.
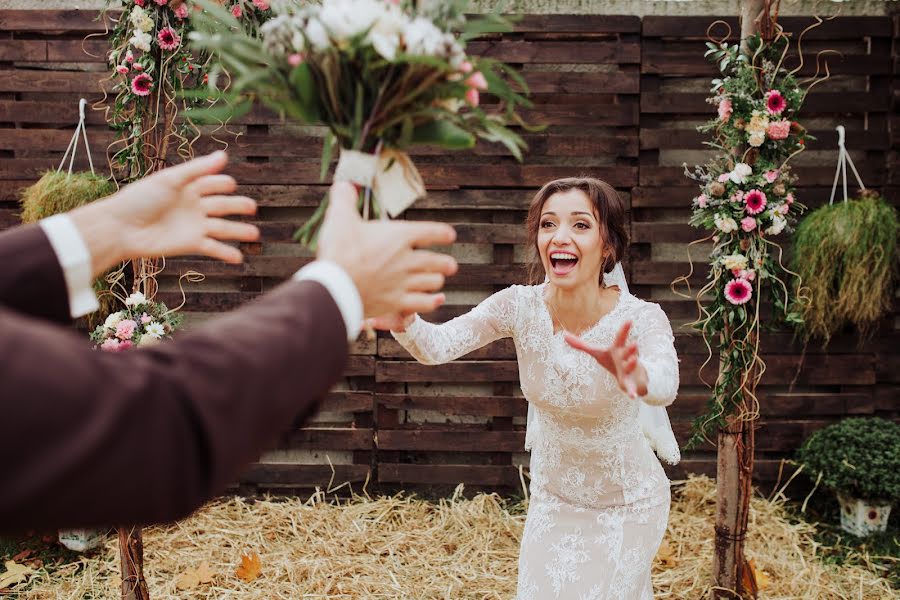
[797, 417, 900, 503]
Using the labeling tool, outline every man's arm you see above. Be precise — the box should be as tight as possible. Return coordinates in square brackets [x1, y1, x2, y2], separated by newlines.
[0, 223, 72, 323]
[0, 278, 348, 531]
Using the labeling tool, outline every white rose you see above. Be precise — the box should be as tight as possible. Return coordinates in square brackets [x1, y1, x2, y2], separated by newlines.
[729, 162, 752, 185]
[304, 17, 331, 50]
[714, 214, 738, 233]
[125, 291, 147, 307]
[319, 0, 380, 41]
[104, 311, 125, 329]
[367, 4, 408, 61]
[403, 17, 443, 56]
[722, 254, 749, 271]
[130, 30, 152, 53]
[766, 215, 787, 236]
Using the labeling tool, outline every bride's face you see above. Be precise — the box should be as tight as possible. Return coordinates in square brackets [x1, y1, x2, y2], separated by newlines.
[537, 188, 605, 290]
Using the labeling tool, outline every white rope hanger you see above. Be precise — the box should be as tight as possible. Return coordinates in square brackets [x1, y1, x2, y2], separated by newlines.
[57, 98, 95, 177]
[829, 125, 866, 205]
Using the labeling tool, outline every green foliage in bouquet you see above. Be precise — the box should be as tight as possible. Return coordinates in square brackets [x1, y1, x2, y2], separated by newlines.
[90, 290, 184, 352]
[19, 171, 115, 224]
[680, 31, 821, 447]
[791, 191, 899, 345]
[797, 417, 900, 503]
[188, 0, 534, 245]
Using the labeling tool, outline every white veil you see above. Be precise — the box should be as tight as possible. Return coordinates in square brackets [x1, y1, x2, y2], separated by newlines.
[526, 263, 681, 465]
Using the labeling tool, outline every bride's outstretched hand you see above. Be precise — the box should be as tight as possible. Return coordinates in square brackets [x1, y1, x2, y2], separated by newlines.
[564, 320, 648, 400]
[366, 312, 420, 333]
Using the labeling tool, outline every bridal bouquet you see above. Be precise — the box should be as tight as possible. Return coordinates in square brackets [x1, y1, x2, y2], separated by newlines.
[90, 291, 183, 351]
[189, 0, 532, 245]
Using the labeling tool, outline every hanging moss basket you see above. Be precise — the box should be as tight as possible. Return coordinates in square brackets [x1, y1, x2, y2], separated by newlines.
[19, 170, 115, 224]
[19, 171, 118, 325]
[791, 191, 899, 344]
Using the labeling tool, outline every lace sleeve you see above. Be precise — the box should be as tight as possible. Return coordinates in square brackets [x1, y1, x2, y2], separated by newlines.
[392, 286, 518, 365]
[633, 303, 679, 407]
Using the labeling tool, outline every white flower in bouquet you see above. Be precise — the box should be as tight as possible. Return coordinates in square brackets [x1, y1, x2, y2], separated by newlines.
[125, 291, 148, 307]
[144, 322, 166, 338]
[130, 30, 152, 53]
[104, 311, 125, 330]
[722, 254, 749, 271]
[403, 16, 446, 57]
[367, 3, 409, 61]
[715, 214, 739, 233]
[766, 214, 787, 236]
[129, 6, 154, 34]
[729, 163, 752, 185]
[138, 334, 159, 347]
[318, 0, 381, 41]
[304, 17, 331, 50]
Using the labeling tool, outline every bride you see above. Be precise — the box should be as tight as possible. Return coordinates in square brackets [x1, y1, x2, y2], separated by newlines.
[371, 177, 680, 598]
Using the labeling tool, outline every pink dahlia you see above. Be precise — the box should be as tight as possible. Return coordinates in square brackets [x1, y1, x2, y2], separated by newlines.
[725, 278, 753, 305]
[718, 97, 733, 122]
[765, 90, 787, 115]
[131, 73, 153, 96]
[744, 189, 767, 215]
[741, 216, 757, 232]
[157, 27, 181, 51]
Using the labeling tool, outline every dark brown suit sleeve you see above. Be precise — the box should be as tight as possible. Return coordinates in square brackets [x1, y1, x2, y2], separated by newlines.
[0, 278, 348, 531]
[0, 224, 71, 323]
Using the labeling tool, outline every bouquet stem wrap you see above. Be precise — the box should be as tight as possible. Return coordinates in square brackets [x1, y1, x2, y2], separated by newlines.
[334, 147, 425, 218]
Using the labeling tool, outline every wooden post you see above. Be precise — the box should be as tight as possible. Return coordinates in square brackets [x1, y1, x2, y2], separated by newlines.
[118, 527, 150, 600]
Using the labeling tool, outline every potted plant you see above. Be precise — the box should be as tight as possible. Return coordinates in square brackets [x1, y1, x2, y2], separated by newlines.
[797, 417, 900, 536]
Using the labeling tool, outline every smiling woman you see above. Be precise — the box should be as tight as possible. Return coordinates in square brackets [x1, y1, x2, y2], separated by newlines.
[369, 177, 681, 598]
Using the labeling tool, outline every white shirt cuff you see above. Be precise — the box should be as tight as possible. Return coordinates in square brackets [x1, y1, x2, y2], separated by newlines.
[293, 260, 363, 342]
[39, 214, 100, 319]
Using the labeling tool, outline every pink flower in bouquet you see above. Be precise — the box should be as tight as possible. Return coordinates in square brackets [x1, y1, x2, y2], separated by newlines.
[134, 0, 145, 6]
[459, 61, 473, 74]
[764, 170, 779, 183]
[730, 190, 744, 203]
[140, 313, 153, 325]
[116, 319, 138, 340]
[154, 0, 168, 5]
[116, 64, 129, 74]
[741, 216, 757, 232]
[767, 120, 791, 140]
[231, 5, 243, 17]
[100, 338, 121, 352]
[765, 90, 786, 115]
[157, 27, 181, 51]
[776, 203, 789, 215]
[465, 87, 479, 107]
[466, 71, 488, 91]
[174, 4, 189, 19]
[133, 63, 144, 71]
[786, 192, 795, 205]
[288, 53, 304, 67]
[738, 269, 755, 281]
[252, 0, 270, 9]
[119, 340, 134, 351]
[125, 50, 134, 63]
[131, 73, 153, 96]
[718, 97, 733, 122]
[725, 278, 753, 305]
[744, 189, 767, 215]
[717, 173, 730, 183]
[696, 194, 708, 208]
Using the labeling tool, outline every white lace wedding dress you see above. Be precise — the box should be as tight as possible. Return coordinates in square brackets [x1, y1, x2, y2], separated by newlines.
[393, 282, 679, 599]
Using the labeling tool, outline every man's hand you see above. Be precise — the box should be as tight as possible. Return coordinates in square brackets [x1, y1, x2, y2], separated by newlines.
[69, 151, 260, 276]
[318, 182, 458, 318]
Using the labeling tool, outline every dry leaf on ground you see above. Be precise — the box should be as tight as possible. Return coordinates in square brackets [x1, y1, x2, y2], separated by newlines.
[0, 560, 33, 589]
[235, 552, 261, 583]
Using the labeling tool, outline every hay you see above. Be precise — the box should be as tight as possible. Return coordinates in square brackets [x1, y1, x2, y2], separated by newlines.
[20, 476, 896, 599]
[19, 171, 115, 224]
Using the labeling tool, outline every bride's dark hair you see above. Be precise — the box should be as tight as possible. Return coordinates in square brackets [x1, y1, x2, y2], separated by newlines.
[524, 177, 628, 285]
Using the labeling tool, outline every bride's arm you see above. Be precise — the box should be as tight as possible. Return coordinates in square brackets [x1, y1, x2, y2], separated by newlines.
[391, 286, 518, 365]
[633, 303, 679, 407]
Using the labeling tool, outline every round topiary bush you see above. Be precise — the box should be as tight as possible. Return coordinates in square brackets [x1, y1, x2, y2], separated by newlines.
[797, 417, 900, 503]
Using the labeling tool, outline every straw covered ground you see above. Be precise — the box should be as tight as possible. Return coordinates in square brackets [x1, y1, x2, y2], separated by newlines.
[19, 476, 897, 599]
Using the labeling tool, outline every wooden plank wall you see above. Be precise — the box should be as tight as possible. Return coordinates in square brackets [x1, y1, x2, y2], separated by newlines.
[0, 10, 895, 496]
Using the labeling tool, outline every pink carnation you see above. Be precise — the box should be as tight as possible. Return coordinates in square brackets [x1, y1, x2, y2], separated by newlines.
[125, 50, 134, 63]
[154, 0, 168, 5]
[738, 269, 756, 281]
[134, 0, 145, 6]
[231, 5, 242, 17]
[116, 64, 129, 74]
[744, 189, 767, 215]
[767, 120, 791, 140]
[157, 27, 181, 51]
[174, 4, 189, 18]
[116, 319, 138, 340]
[730, 190, 744, 203]
[786, 192, 795, 205]
[140, 313, 152, 325]
[725, 278, 753, 305]
[100, 338, 120, 352]
[131, 73, 153, 96]
[741, 216, 757, 232]
[252, 0, 270, 8]
[718, 97, 733, 122]
[119, 340, 134, 351]
[696, 194, 708, 208]
[717, 173, 730, 183]
[765, 90, 787, 115]
[764, 170, 779, 183]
